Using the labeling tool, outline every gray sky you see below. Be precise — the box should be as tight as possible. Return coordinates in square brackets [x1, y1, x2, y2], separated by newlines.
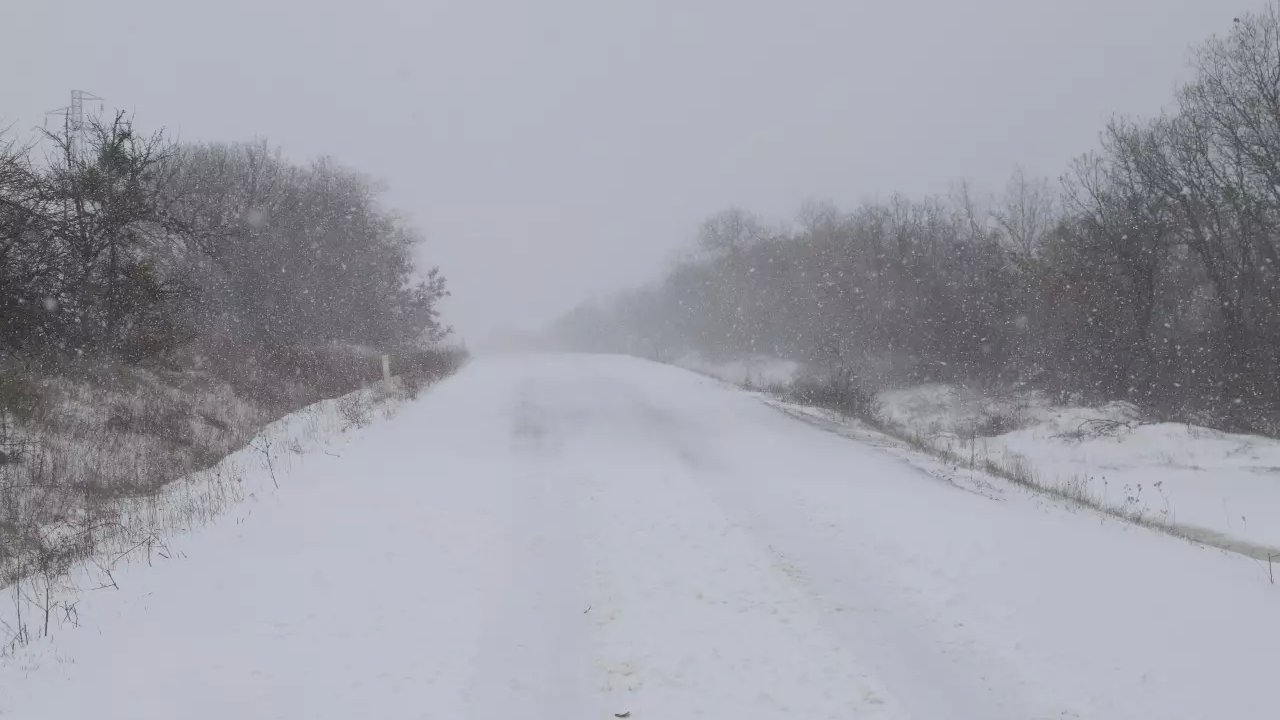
[2, 0, 1263, 344]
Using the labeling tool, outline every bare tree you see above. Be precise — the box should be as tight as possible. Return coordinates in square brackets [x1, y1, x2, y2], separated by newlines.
[994, 167, 1057, 260]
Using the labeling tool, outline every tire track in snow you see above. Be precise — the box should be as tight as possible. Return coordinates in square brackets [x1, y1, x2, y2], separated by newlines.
[571, 382, 911, 720]
[464, 381, 596, 719]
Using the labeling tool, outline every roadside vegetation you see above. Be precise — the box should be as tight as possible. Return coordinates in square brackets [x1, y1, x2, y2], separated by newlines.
[556, 6, 1280, 438]
[0, 110, 463, 611]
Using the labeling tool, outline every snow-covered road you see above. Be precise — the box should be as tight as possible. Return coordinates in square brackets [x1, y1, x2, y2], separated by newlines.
[4, 354, 1279, 719]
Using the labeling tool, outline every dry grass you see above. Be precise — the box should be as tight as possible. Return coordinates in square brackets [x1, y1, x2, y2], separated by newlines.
[0, 368, 262, 589]
[894, 429, 1207, 547]
[337, 392, 373, 429]
[758, 372, 1222, 554]
[0, 343, 466, 649]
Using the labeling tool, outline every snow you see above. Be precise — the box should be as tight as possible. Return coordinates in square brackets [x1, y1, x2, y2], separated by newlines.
[674, 353, 803, 388]
[3, 354, 1280, 719]
[878, 383, 1280, 554]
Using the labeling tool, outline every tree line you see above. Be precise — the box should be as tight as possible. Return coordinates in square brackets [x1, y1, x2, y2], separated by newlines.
[556, 7, 1280, 433]
[1, 112, 448, 372]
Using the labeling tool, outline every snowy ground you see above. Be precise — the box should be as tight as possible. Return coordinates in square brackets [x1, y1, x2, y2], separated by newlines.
[674, 353, 802, 388]
[3, 354, 1279, 719]
[878, 383, 1280, 555]
[680, 353, 1280, 556]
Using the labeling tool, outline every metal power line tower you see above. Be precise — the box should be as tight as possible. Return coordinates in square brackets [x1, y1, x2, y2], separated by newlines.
[45, 89, 105, 155]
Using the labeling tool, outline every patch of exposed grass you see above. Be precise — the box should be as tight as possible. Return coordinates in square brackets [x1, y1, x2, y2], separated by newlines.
[1, 344, 467, 631]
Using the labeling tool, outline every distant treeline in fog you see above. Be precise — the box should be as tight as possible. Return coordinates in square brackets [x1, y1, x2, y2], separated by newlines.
[556, 7, 1280, 433]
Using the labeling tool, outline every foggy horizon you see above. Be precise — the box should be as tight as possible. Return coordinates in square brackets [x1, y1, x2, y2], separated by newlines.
[5, 0, 1265, 344]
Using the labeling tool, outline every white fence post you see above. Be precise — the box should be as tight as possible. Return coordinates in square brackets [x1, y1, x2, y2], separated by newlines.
[381, 353, 393, 390]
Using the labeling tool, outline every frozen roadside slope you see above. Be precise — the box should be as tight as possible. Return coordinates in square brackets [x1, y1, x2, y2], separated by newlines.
[879, 383, 1280, 553]
[3, 354, 1278, 719]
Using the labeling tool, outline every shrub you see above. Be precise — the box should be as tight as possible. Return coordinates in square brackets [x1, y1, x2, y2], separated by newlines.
[337, 393, 372, 429]
[394, 345, 468, 385]
[972, 409, 1024, 438]
[786, 370, 878, 421]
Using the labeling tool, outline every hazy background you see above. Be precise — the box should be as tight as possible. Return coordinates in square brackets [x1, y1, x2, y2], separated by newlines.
[2, 0, 1264, 346]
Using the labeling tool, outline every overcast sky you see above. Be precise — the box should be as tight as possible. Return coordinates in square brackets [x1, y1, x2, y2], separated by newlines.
[3, 0, 1265, 344]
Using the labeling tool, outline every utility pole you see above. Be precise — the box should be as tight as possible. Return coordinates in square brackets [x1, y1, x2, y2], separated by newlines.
[45, 89, 105, 156]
